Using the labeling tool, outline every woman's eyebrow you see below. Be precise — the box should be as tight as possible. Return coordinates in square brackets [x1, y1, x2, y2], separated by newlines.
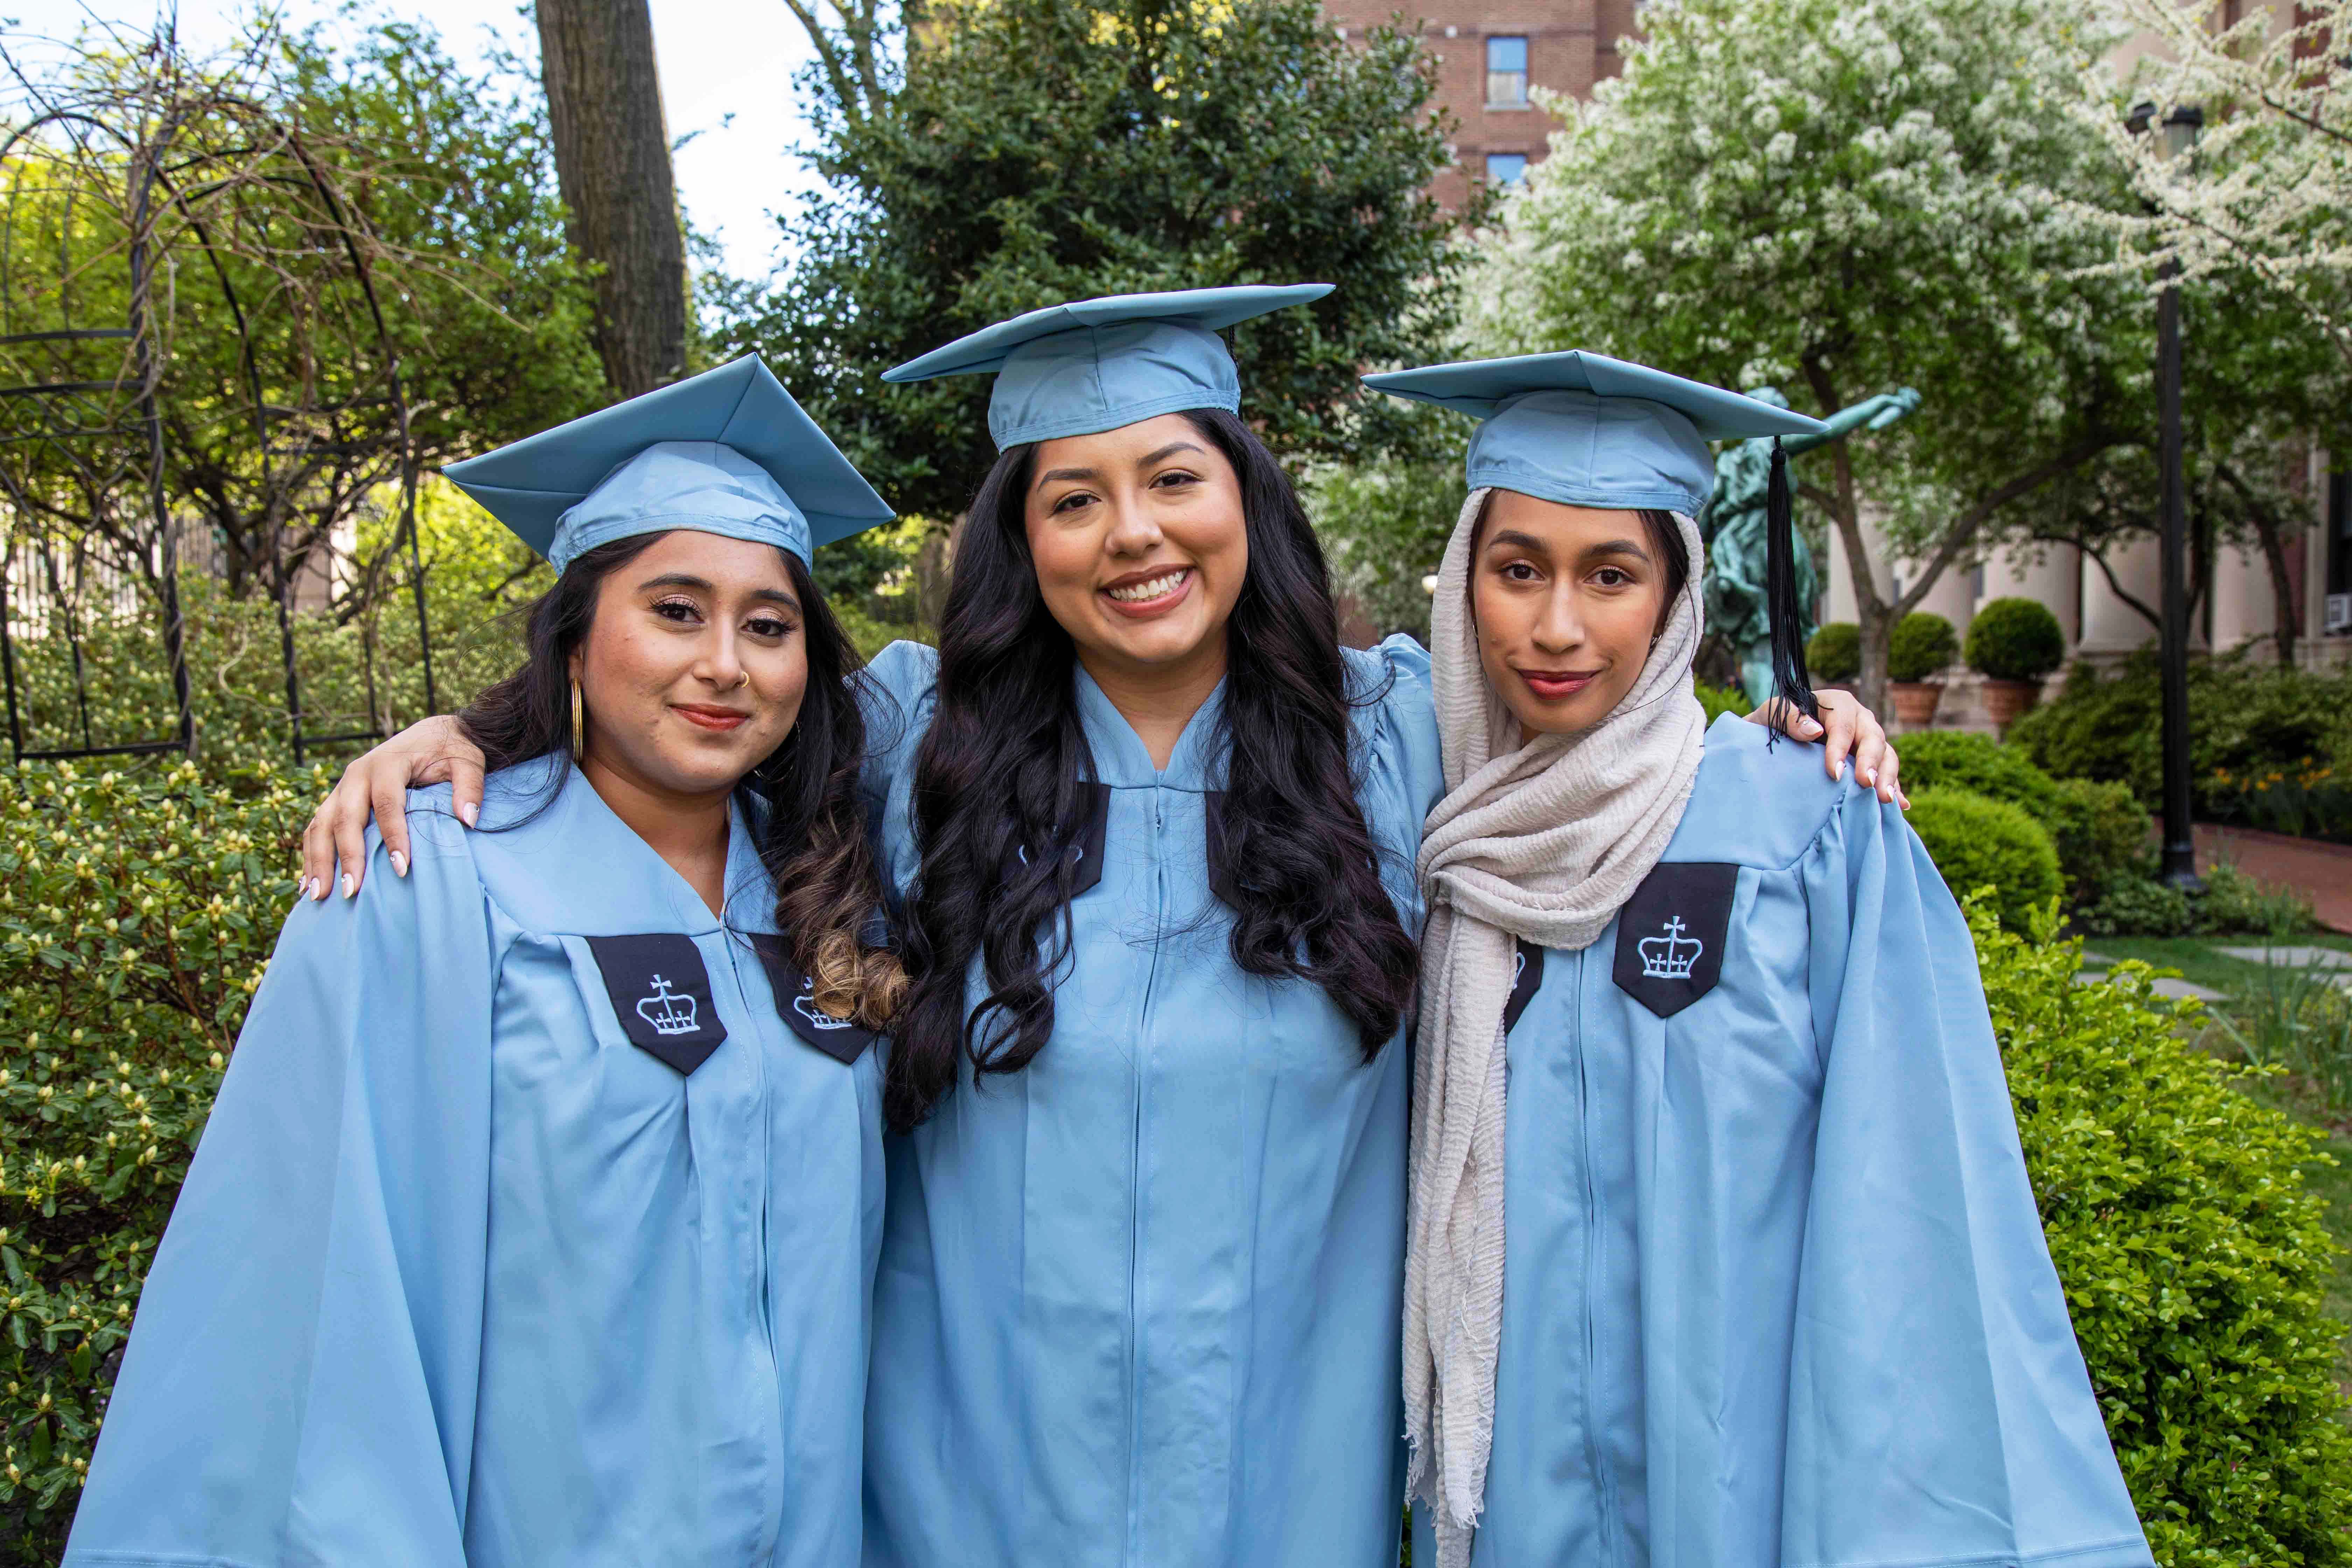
[639, 572, 799, 610]
[1483, 528, 1550, 554]
[1139, 440, 1206, 467]
[1034, 465, 1099, 489]
[1583, 539, 1653, 564]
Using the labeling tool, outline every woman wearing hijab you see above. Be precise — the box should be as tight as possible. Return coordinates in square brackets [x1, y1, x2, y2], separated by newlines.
[293, 292, 1903, 1567]
[64, 358, 904, 1568]
[1365, 352, 2150, 1568]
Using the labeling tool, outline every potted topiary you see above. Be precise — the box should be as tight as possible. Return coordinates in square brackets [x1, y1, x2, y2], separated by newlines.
[1805, 622, 1860, 693]
[1963, 597, 2065, 729]
[1885, 611, 1958, 729]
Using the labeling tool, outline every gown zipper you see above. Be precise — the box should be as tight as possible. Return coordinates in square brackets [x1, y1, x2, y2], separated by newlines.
[1124, 786, 1167, 1568]
[1574, 946, 1625, 1561]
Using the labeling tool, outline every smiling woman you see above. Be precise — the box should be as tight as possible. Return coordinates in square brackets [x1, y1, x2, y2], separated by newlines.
[62, 358, 904, 1568]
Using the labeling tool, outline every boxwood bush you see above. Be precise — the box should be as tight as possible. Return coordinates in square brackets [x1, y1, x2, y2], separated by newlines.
[1907, 785, 2064, 931]
[1886, 610, 1958, 683]
[1966, 596, 2067, 682]
[1806, 620, 1861, 684]
[1977, 900, 2352, 1564]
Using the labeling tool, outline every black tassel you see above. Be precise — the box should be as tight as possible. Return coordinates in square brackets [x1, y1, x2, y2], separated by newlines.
[1765, 438, 1818, 737]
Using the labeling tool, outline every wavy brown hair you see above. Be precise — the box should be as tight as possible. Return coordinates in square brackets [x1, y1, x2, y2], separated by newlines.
[458, 532, 903, 1027]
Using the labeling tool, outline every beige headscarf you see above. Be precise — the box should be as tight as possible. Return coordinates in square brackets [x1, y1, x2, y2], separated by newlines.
[1404, 489, 1710, 1568]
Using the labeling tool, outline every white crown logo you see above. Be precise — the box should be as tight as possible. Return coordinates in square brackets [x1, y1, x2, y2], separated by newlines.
[636, 975, 702, 1037]
[793, 981, 853, 1032]
[1637, 916, 1703, 982]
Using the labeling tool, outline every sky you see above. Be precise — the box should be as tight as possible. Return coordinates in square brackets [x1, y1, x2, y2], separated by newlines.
[2, 0, 828, 279]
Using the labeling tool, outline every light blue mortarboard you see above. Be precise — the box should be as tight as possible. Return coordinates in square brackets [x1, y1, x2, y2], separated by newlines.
[442, 355, 893, 572]
[881, 284, 1333, 449]
[1361, 350, 1826, 515]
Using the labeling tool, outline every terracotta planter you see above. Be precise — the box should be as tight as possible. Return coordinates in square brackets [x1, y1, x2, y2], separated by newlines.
[1977, 677, 2042, 729]
[1889, 680, 1944, 729]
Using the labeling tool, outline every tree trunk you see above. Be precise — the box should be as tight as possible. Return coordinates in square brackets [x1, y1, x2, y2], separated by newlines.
[537, 0, 687, 398]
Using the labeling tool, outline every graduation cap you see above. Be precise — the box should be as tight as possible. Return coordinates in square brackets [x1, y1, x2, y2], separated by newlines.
[442, 355, 893, 572]
[882, 284, 1332, 449]
[1363, 349, 1831, 718]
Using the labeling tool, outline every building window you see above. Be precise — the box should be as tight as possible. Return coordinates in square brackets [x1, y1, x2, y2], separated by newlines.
[1486, 36, 1528, 107]
[1485, 152, 1528, 186]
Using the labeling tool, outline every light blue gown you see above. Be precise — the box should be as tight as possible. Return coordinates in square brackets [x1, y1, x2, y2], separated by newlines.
[858, 636, 1444, 1568]
[65, 756, 886, 1568]
[1414, 714, 2151, 1568]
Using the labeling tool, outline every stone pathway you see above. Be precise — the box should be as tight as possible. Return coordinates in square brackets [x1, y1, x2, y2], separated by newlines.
[2072, 954, 2227, 1002]
[2216, 946, 2352, 970]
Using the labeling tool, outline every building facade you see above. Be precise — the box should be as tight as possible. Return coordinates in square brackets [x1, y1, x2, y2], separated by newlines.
[1324, 0, 1641, 209]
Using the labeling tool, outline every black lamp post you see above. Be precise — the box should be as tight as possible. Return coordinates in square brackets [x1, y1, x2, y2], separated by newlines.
[2128, 100, 2204, 890]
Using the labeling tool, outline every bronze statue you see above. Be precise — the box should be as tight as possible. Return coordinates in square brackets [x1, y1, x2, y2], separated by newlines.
[1699, 385, 1920, 705]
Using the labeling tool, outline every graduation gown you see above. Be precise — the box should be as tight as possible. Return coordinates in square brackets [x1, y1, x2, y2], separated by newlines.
[66, 757, 886, 1568]
[1414, 713, 2151, 1568]
[858, 636, 1443, 1568]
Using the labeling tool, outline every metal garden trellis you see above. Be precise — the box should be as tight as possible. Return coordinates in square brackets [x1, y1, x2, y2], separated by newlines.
[0, 30, 439, 767]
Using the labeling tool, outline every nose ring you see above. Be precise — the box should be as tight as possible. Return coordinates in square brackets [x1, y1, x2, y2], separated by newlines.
[731, 671, 750, 690]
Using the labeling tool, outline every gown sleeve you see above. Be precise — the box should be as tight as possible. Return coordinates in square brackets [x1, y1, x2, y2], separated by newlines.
[856, 638, 939, 821]
[1783, 786, 2151, 1567]
[65, 805, 496, 1568]
[1344, 634, 1443, 924]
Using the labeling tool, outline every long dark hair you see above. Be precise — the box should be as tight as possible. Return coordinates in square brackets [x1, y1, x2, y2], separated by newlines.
[460, 532, 904, 1026]
[884, 408, 1419, 1131]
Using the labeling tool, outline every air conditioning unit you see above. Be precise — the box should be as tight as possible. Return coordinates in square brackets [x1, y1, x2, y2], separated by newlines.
[2329, 592, 2352, 636]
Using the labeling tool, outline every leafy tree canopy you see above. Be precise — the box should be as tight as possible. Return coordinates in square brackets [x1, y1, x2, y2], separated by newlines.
[1463, 0, 2148, 705]
[714, 0, 1483, 527]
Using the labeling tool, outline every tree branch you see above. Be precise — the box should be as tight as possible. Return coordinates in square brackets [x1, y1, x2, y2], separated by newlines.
[1893, 431, 2121, 621]
[2030, 530, 2158, 629]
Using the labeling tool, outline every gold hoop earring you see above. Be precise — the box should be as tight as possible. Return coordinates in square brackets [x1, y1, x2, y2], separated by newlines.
[570, 678, 585, 757]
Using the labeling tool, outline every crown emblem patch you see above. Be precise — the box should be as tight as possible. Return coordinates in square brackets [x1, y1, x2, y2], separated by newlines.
[635, 975, 702, 1037]
[1610, 862, 1737, 1019]
[748, 933, 879, 1065]
[585, 934, 728, 1075]
[1637, 917, 1704, 982]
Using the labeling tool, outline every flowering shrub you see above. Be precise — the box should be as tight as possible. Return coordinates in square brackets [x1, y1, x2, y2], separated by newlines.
[2205, 760, 2352, 847]
[0, 759, 315, 1559]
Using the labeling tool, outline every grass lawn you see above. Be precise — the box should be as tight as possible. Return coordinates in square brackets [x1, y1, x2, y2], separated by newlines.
[2082, 931, 2352, 996]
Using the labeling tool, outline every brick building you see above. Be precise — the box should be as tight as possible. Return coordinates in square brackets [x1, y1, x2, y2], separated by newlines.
[1326, 0, 1643, 208]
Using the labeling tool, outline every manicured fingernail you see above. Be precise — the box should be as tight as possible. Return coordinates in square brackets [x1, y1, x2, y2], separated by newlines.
[1832, 759, 1844, 782]
[340, 873, 356, 899]
[312, 877, 329, 902]
[1802, 718, 1824, 736]
[459, 801, 479, 828]
[1863, 767, 1877, 786]
[295, 876, 312, 900]
[389, 850, 408, 878]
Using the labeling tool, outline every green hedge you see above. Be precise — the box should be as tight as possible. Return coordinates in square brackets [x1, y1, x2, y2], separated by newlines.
[0, 759, 315, 1556]
[1908, 786, 2064, 931]
[1978, 901, 2352, 1563]
[2011, 652, 2352, 823]
[1895, 732, 2150, 904]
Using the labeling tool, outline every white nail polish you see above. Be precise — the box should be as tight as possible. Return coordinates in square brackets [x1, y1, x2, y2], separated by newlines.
[390, 850, 408, 878]
[341, 873, 356, 899]
[459, 801, 479, 828]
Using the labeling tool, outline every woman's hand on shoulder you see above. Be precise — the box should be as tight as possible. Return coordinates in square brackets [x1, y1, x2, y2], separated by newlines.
[1743, 690, 1908, 809]
[298, 716, 487, 902]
